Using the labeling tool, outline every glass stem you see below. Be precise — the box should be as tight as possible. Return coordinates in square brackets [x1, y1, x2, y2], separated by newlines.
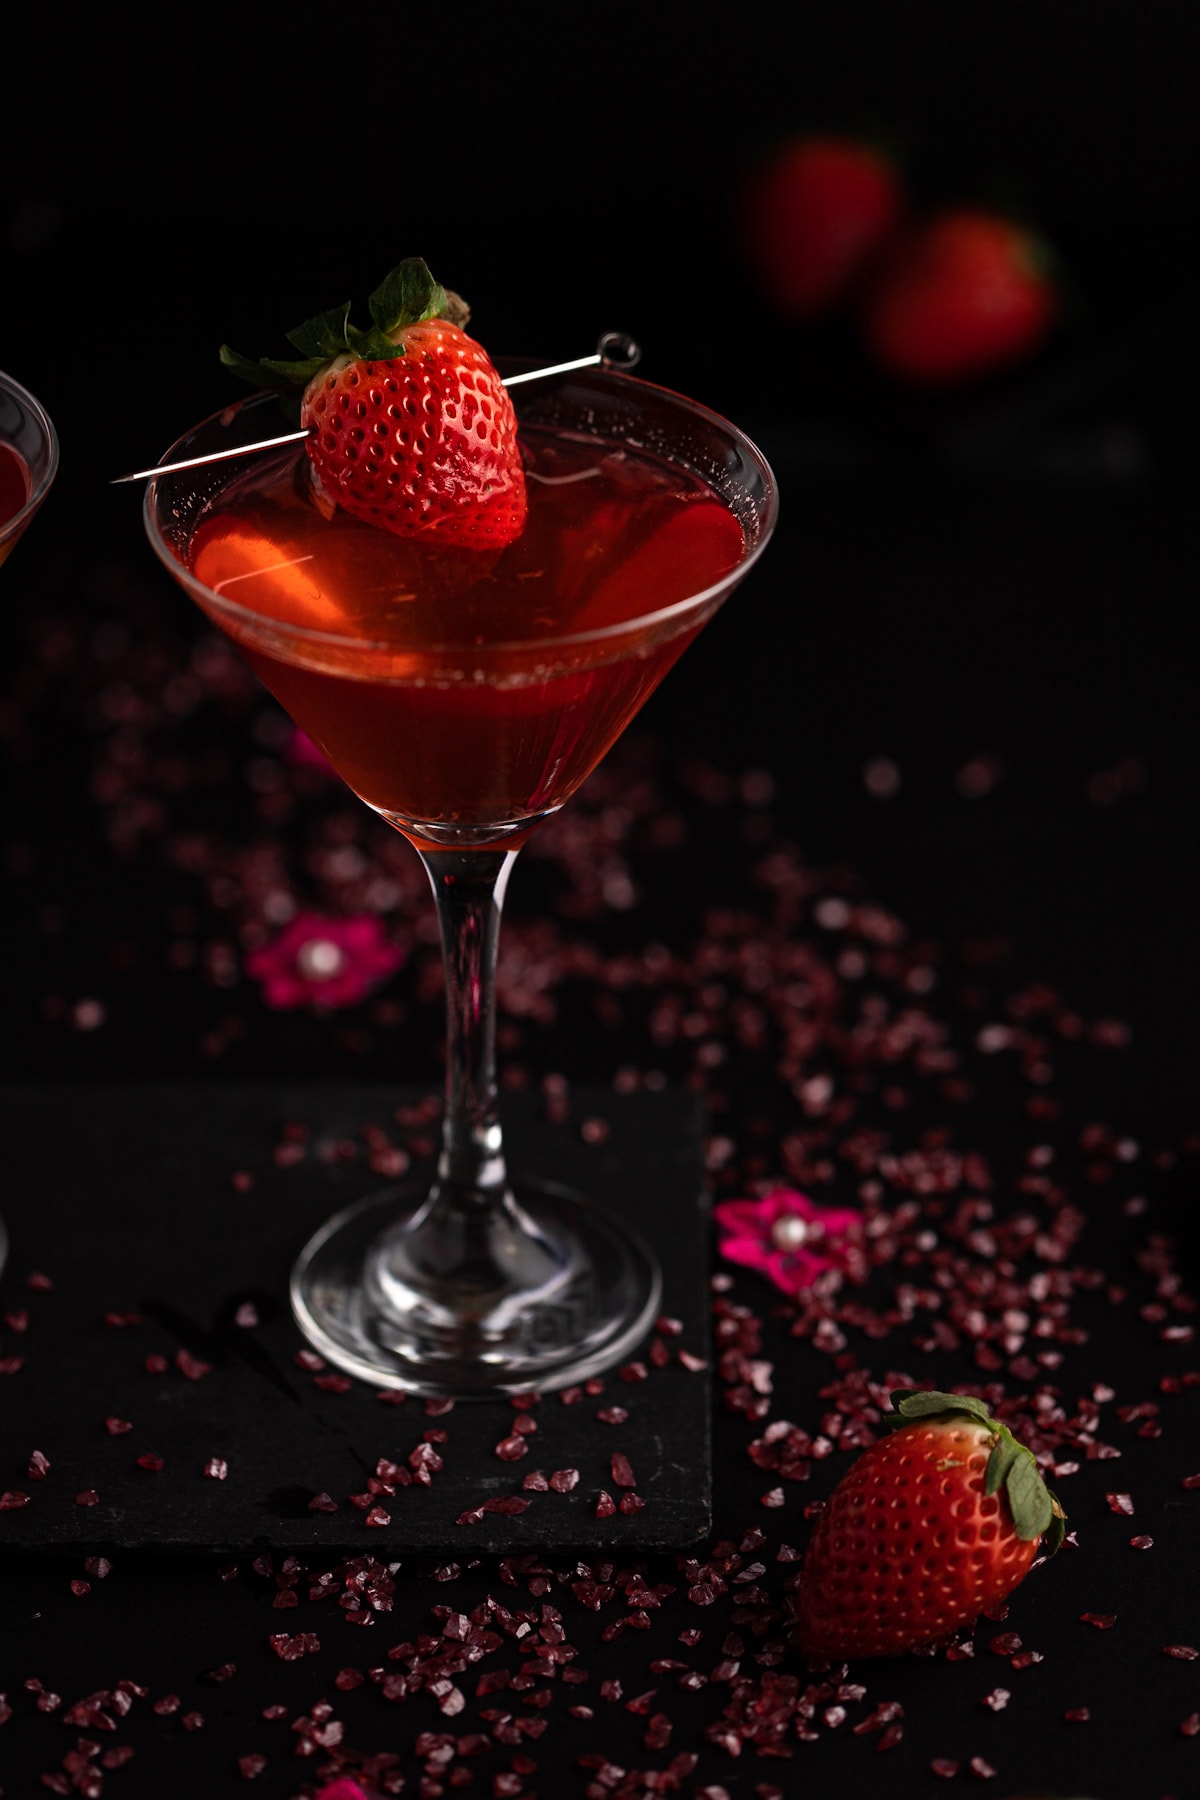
[418, 847, 518, 1208]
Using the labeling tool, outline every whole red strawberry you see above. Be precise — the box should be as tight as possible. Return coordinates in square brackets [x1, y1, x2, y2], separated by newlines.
[221, 257, 526, 549]
[740, 132, 904, 320]
[860, 207, 1059, 382]
[792, 1389, 1065, 1660]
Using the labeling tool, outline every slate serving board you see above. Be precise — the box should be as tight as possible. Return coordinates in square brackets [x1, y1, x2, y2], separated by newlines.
[0, 1081, 713, 1554]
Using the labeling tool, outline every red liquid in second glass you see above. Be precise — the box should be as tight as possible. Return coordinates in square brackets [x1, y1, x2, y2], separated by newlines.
[0, 443, 32, 568]
[187, 427, 744, 847]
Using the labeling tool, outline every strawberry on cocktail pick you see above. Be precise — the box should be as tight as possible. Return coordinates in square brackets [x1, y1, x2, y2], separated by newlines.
[792, 1388, 1066, 1661]
[220, 256, 527, 550]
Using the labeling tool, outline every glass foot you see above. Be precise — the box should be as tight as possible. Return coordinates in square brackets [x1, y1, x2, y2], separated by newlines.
[290, 1181, 663, 1397]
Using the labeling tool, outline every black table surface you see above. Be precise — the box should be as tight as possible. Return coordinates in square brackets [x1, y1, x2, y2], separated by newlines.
[4, 144, 1200, 1791]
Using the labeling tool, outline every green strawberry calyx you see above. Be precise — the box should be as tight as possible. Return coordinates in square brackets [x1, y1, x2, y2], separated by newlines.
[218, 256, 470, 400]
[891, 1389, 1066, 1552]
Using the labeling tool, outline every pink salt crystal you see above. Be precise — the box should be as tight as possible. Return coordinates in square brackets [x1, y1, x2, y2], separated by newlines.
[27, 1449, 50, 1479]
[549, 1469, 579, 1492]
[203, 1457, 229, 1480]
[1163, 1644, 1199, 1660]
[610, 1452, 636, 1489]
[1130, 1534, 1154, 1549]
[0, 1491, 30, 1509]
[595, 1491, 617, 1518]
[931, 1761, 960, 1779]
[75, 1490, 100, 1507]
[1080, 1612, 1116, 1629]
[1063, 1707, 1090, 1722]
[105, 1417, 132, 1435]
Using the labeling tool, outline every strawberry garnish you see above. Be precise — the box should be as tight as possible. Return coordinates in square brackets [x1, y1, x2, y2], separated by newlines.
[220, 257, 526, 549]
[859, 207, 1060, 382]
[740, 132, 905, 320]
[792, 1388, 1065, 1661]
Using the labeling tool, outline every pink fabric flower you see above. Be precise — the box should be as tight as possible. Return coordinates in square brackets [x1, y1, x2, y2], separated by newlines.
[245, 913, 403, 1010]
[713, 1187, 863, 1296]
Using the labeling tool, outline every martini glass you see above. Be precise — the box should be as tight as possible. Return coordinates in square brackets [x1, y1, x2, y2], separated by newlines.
[0, 370, 60, 1278]
[143, 363, 777, 1395]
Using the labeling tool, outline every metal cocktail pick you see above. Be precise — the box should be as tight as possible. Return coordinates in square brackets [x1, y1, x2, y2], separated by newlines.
[111, 332, 642, 485]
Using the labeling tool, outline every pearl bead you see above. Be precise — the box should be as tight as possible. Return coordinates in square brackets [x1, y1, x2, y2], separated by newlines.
[770, 1214, 810, 1252]
[297, 938, 346, 981]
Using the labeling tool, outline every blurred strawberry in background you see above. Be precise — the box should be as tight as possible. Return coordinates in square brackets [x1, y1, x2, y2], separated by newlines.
[859, 206, 1061, 381]
[740, 132, 906, 319]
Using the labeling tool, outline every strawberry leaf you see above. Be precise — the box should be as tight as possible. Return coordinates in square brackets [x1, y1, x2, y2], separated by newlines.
[368, 256, 447, 337]
[345, 321, 409, 362]
[1042, 1490, 1067, 1556]
[260, 355, 330, 384]
[285, 302, 353, 361]
[1003, 1444, 1054, 1542]
[984, 1428, 1021, 1496]
[220, 256, 458, 398]
[892, 1389, 994, 1427]
[218, 344, 307, 399]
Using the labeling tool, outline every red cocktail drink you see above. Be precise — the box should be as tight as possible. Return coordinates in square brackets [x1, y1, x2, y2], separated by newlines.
[185, 425, 744, 848]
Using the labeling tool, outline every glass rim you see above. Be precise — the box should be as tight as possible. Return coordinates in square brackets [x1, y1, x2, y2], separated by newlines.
[141, 373, 780, 658]
[0, 368, 61, 546]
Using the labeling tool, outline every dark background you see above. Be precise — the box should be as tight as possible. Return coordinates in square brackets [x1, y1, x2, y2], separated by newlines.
[5, 0, 1199, 1109]
[3, 7, 1200, 1798]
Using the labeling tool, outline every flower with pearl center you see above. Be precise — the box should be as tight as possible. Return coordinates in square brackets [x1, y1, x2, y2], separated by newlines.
[714, 1188, 862, 1295]
[245, 913, 403, 1010]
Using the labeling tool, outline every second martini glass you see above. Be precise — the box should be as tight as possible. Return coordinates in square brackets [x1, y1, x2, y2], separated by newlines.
[1, 370, 61, 1279]
[143, 362, 777, 1396]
